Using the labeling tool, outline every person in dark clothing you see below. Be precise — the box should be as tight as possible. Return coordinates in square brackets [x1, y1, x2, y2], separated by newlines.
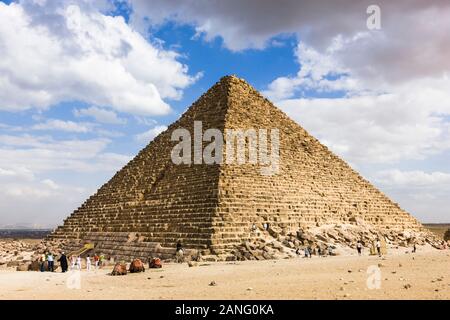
[58, 252, 68, 273]
[176, 240, 184, 263]
[356, 241, 363, 256]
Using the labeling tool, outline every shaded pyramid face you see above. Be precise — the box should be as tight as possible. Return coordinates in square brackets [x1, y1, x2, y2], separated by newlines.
[51, 76, 425, 258]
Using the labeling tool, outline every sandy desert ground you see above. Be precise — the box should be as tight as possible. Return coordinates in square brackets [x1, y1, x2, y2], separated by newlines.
[0, 246, 448, 300]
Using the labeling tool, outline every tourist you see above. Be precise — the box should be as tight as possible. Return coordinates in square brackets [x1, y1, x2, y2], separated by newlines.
[176, 240, 184, 263]
[86, 255, 91, 271]
[357, 241, 363, 256]
[412, 243, 417, 253]
[307, 246, 312, 258]
[327, 246, 333, 256]
[47, 252, 54, 272]
[70, 255, 76, 270]
[58, 252, 68, 273]
[94, 254, 99, 269]
[317, 246, 322, 257]
[40, 252, 46, 272]
[304, 247, 309, 258]
[76, 255, 82, 270]
[99, 254, 105, 268]
[376, 239, 382, 257]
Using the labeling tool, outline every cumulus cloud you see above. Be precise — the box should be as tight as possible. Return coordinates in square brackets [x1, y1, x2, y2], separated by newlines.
[0, 134, 130, 173]
[374, 170, 450, 188]
[73, 106, 127, 125]
[32, 119, 94, 133]
[369, 169, 450, 223]
[0, 165, 92, 227]
[135, 125, 168, 143]
[278, 76, 450, 164]
[128, 0, 450, 83]
[0, 131, 132, 227]
[0, 0, 196, 115]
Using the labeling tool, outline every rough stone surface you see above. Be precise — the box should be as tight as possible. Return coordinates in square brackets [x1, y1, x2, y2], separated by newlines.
[46, 75, 440, 261]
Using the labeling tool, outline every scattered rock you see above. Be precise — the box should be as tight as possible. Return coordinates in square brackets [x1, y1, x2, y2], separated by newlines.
[209, 281, 217, 286]
[16, 264, 29, 272]
[404, 284, 412, 289]
[188, 261, 198, 267]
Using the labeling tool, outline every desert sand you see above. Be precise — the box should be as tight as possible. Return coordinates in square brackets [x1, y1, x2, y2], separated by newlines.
[0, 246, 448, 300]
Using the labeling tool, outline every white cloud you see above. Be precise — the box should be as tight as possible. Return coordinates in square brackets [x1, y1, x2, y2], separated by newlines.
[374, 170, 450, 187]
[129, 0, 450, 84]
[0, 168, 92, 227]
[32, 119, 94, 133]
[264, 41, 363, 100]
[369, 169, 450, 223]
[0, 1, 197, 115]
[0, 131, 132, 227]
[73, 106, 126, 124]
[41, 178, 59, 190]
[0, 134, 130, 173]
[278, 76, 450, 164]
[135, 125, 168, 142]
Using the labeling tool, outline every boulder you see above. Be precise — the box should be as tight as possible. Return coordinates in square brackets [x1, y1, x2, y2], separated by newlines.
[129, 259, 145, 273]
[28, 260, 40, 271]
[111, 263, 127, 276]
[7, 261, 20, 267]
[187, 261, 198, 267]
[268, 226, 282, 238]
[444, 229, 450, 242]
[16, 263, 30, 271]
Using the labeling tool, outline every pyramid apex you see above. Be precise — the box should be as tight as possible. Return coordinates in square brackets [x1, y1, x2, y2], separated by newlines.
[218, 74, 246, 84]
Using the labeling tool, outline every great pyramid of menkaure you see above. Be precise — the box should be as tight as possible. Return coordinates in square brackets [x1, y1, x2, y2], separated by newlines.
[49, 75, 435, 261]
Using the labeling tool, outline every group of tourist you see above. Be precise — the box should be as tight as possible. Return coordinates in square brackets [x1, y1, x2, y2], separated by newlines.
[294, 239, 385, 259]
[296, 245, 333, 258]
[69, 253, 105, 271]
[39, 252, 55, 272]
[39, 251, 105, 272]
[357, 239, 380, 256]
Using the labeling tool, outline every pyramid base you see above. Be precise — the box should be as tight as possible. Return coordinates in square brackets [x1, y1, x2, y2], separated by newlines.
[45, 222, 442, 263]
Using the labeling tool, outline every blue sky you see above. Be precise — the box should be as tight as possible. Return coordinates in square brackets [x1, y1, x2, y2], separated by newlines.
[0, 0, 449, 227]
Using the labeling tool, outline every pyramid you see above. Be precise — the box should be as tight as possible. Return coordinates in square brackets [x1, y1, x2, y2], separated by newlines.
[49, 75, 429, 260]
